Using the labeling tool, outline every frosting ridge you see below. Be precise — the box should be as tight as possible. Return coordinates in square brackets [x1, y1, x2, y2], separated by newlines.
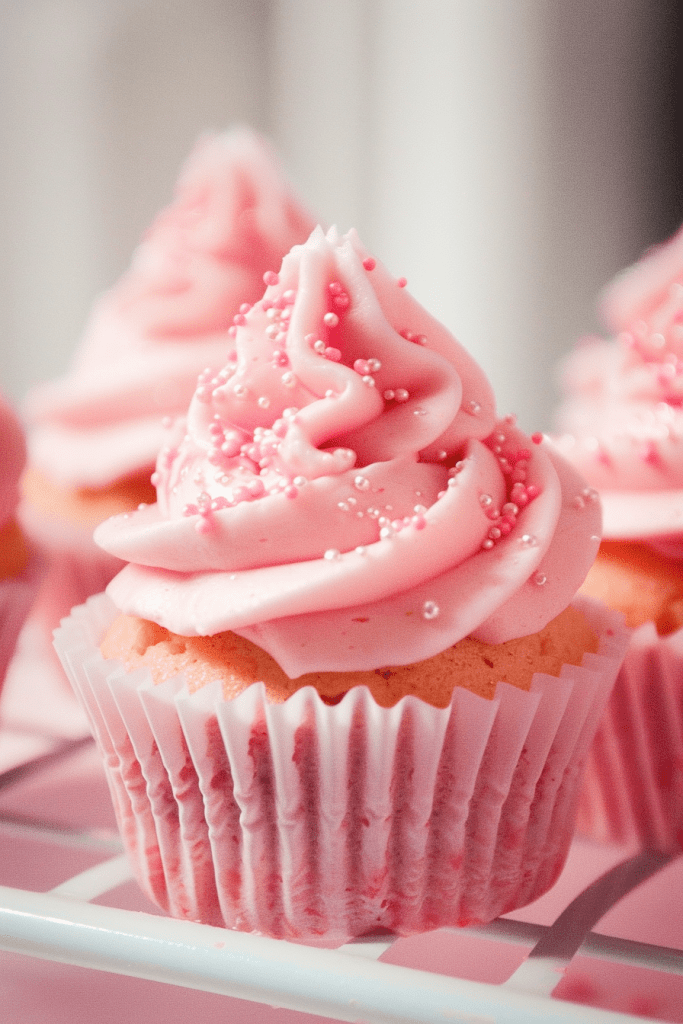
[97, 227, 600, 673]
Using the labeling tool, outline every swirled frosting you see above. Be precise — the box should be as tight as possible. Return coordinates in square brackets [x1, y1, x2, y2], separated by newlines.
[556, 223, 683, 549]
[24, 128, 315, 489]
[96, 227, 600, 675]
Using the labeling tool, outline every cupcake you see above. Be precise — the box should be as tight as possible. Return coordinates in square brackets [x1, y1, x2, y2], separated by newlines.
[20, 127, 315, 633]
[0, 390, 43, 696]
[556, 222, 683, 850]
[55, 227, 628, 945]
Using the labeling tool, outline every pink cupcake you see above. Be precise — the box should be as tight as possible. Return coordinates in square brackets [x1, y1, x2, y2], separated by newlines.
[55, 227, 628, 945]
[557, 222, 683, 850]
[0, 391, 43, 696]
[20, 128, 315, 633]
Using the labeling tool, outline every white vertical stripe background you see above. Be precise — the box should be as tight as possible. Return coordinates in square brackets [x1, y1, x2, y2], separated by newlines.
[0, 0, 672, 430]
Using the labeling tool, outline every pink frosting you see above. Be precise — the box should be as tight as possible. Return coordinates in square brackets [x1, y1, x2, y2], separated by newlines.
[0, 392, 26, 529]
[24, 128, 315, 489]
[96, 227, 600, 675]
[556, 222, 683, 548]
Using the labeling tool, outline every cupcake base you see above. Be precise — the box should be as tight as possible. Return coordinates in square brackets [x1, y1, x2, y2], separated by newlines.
[54, 593, 628, 946]
[0, 551, 44, 693]
[578, 621, 683, 852]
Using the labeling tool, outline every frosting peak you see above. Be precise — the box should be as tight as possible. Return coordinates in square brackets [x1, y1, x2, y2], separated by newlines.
[97, 227, 600, 674]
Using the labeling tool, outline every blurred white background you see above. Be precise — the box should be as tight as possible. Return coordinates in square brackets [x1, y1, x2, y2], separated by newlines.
[0, 0, 680, 430]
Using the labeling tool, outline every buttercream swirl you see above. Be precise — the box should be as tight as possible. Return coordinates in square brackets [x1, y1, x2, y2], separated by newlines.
[24, 128, 315, 489]
[556, 223, 683, 547]
[96, 227, 600, 675]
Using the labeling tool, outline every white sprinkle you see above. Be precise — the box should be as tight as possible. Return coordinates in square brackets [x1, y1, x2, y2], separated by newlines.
[422, 601, 440, 620]
[519, 534, 537, 547]
[324, 312, 339, 328]
[533, 572, 547, 586]
[354, 475, 370, 491]
[324, 548, 341, 561]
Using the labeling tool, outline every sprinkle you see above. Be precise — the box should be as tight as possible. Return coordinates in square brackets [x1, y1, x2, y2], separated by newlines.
[313, 339, 326, 353]
[533, 572, 547, 586]
[469, 400, 481, 414]
[397, 277, 407, 288]
[362, 375, 376, 387]
[362, 257, 376, 271]
[422, 601, 439, 620]
[383, 389, 395, 401]
[354, 475, 370, 491]
[257, 396, 270, 409]
[531, 432, 543, 444]
[263, 271, 279, 286]
[395, 389, 409, 402]
[479, 493, 493, 507]
[324, 548, 341, 560]
[355, 546, 367, 555]
[367, 358, 381, 372]
[519, 534, 537, 547]
[323, 312, 339, 328]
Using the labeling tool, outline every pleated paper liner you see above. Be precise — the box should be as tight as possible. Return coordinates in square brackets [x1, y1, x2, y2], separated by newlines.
[0, 551, 44, 693]
[55, 593, 628, 947]
[578, 621, 683, 852]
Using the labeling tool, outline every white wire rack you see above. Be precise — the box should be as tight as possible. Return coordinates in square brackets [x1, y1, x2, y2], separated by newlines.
[1, 728, 682, 1024]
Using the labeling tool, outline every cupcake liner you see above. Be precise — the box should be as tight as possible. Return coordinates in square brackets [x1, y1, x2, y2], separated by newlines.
[577, 622, 683, 851]
[0, 551, 44, 693]
[54, 593, 628, 946]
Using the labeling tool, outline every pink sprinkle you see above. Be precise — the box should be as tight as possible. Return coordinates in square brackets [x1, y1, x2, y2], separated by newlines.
[228, 326, 237, 338]
[272, 350, 289, 366]
[328, 281, 343, 295]
[526, 484, 540, 499]
[233, 486, 250, 503]
[195, 518, 212, 534]
[239, 303, 251, 314]
[325, 347, 342, 361]
[531, 432, 543, 444]
[284, 485, 298, 499]
[397, 277, 407, 288]
[412, 514, 427, 530]
[499, 521, 512, 536]
[150, 472, 159, 486]
[354, 359, 370, 375]
[517, 448, 531, 461]
[263, 271, 279, 286]
[233, 313, 247, 326]
[362, 257, 376, 271]
[183, 503, 198, 517]
[333, 294, 350, 310]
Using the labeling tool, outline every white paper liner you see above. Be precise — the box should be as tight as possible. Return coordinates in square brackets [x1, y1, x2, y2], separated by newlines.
[577, 621, 683, 851]
[54, 592, 628, 946]
[0, 551, 44, 691]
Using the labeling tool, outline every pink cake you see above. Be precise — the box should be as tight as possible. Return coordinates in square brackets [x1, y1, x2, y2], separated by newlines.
[557, 222, 683, 850]
[20, 128, 315, 634]
[55, 227, 628, 945]
[0, 390, 43, 695]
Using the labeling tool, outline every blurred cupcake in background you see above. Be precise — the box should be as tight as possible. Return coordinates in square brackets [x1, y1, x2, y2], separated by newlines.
[20, 127, 316, 635]
[556, 223, 683, 851]
[0, 389, 43, 698]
